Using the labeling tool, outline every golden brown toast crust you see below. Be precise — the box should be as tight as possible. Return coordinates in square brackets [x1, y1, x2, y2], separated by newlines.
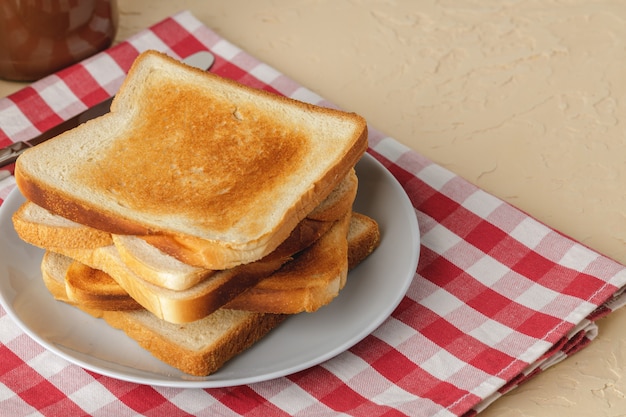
[36, 212, 379, 316]
[347, 212, 381, 270]
[90, 79, 310, 236]
[65, 259, 143, 311]
[29, 216, 336, 323]
[15, 51, 368, 270]
[12, 202, 112, 249]
[96, 309, 287, 376]
[41, 251, 286, 376]
[225, 213, 351, 313]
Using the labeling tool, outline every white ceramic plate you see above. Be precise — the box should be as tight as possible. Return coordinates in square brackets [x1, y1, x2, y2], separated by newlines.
[0, 153, 420, 388]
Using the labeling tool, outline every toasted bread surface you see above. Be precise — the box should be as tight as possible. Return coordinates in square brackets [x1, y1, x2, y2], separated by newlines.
[27, 217, 334, 323]
[65, 258, 143, 311]
[30, 211, 380, 315]
[93, 308, 286, 376]
[111, 170, 357, 288]
[13, 201, 112, 249]
[41, 251, 75, 304]
[347, 212, 381, 270]
[225, 213, 350, 313]
[40, 251, 285, 376]
[15, 50, 368, 269]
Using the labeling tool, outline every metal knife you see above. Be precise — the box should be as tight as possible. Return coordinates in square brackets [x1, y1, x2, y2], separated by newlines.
[0, 51, 215, 168]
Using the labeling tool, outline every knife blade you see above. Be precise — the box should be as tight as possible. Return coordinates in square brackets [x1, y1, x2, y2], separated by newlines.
[0, 51, 215, 168]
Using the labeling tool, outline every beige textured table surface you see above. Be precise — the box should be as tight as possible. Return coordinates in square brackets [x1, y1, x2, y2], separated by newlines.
[3, 1, 626, 415]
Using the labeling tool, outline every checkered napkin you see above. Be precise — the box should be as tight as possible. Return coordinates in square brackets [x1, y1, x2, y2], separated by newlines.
[2, 11, 626, 417]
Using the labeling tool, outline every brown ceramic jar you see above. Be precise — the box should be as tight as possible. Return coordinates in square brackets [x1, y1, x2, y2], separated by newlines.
[0, 0, 118, 81]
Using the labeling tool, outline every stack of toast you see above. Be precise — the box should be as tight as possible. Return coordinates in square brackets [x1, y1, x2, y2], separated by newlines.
[11, 51, 380, 376]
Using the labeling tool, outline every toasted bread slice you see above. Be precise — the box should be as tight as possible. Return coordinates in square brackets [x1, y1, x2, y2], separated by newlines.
[99, 308, 286, 376]
[112, 169, 358, 290]
[41, 251, 75, 304]
[225, 213, 351, 313]
[225, 212, 380, 313]
[13, 201, 112, 249]
[15, 50, 368, 270]
[40, 213, 379, 315]
[40, 252, 285, 376]
[347, 212, 381, 270]
[14, 170, 356, 290]
[29, 217, 333, 323]
[65, 258, 143, 311]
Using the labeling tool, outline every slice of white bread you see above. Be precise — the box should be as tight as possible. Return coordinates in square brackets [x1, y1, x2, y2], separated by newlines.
[13, 200, 112, 249]
[30, 216, 333, 324]
[41, 251, 77, 304]
[224, 212, 351, 313]
[41, 252, 142, 311]
[346, 212, 381, 270]
[14, 168, 357, 291]
[41, 251, 285, 377]
[112, 169, 358, 290]
[101, 309, 286, 377]
[43, 212, 379, 315]
[225, 212, 380, 313]
[65, 258, 143, 311]
[15, 50, 368, 270]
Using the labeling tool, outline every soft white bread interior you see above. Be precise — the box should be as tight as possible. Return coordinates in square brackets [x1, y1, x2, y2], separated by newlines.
[15, 50, 368, 270]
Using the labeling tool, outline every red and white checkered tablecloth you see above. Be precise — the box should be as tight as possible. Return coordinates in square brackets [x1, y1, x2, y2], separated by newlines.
[2, 11, 626, 417]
